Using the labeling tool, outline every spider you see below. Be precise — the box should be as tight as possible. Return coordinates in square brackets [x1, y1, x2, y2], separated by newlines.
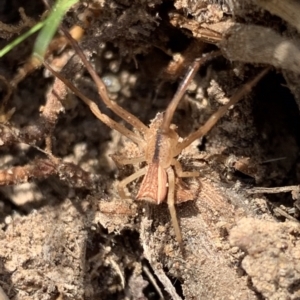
[44, 28, 269, 254]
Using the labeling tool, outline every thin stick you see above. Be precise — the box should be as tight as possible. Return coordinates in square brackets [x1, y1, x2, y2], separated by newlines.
[60, 27, 149, 136]
[143, 265, 164, 300]
[247, 185, 300, 194]
[161, 51, 221, 133]
[44, 61, 143, 145]
[175, 67, 270, 155]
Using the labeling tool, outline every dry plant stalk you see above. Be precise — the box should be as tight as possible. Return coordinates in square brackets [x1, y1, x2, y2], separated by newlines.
[0, 7, 35, 39]
[254, 0, 300, 33]
[170, 13, 300, 75]
[44, 28, 269, 254]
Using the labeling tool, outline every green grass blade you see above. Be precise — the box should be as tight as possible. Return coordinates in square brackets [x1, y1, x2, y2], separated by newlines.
[0, 21, 45, 58]
[0, 0, 78, 59]
[33, 0, 79, 60]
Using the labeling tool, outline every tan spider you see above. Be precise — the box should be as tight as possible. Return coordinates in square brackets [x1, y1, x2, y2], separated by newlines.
[44, 28, 269, 253]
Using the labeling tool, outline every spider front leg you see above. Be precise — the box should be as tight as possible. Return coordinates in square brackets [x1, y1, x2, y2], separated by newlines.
[44, 62, 144, 146]
[175, 67, 270, 155]
[61, 27, 149, 137]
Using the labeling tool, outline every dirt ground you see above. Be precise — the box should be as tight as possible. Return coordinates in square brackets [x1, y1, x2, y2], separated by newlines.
[1, 0, 300, 299]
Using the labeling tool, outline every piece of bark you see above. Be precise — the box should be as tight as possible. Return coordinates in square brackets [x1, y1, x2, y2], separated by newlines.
[140, 174, 260, 299]
[170, 13, 300, 75]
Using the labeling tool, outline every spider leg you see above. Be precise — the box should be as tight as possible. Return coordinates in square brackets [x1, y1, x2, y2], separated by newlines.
[172, 159, 199, 178]
[118, 167, 147, 199]
[175, 67, 270, 156]
[111, 155, 145, 166]
[161, 51, 221, 133]
[61, 28, 149, 137]
[44, 62, 144, 146]
[166, 166, 184, 255]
